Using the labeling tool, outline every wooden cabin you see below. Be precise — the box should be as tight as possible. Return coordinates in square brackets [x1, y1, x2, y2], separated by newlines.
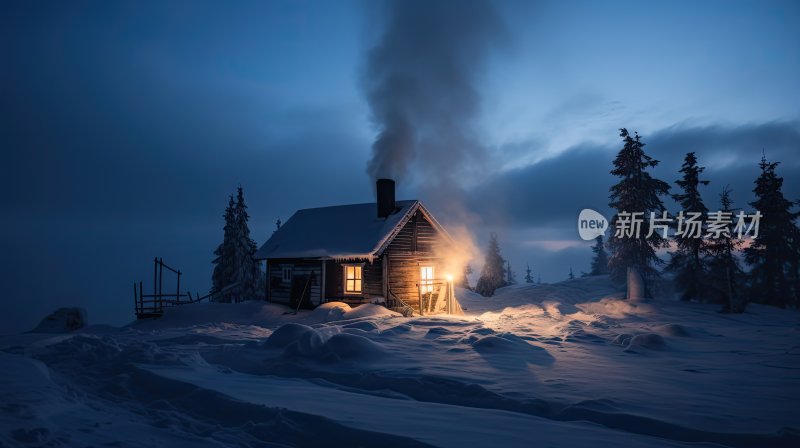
[254, 179, 461, 316]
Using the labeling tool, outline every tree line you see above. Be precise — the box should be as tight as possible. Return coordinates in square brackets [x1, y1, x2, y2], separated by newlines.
[605, 128, 799, 312]
[472, 128, 800, 313]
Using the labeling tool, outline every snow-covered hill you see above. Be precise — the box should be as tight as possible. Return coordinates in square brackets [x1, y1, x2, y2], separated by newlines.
[2, 276, 798, 447]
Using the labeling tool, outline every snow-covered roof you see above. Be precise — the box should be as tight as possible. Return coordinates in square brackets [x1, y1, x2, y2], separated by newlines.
[255, 200, 448, 261]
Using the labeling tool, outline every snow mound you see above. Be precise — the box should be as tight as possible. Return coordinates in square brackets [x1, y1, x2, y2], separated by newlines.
[343, 321, 380, 332]
[264, 323, 387, 362]
[310, 302, 351, 320]
[322, 333, 387, 361]
[653, 323, 692, 337]
[425, 327, 453, 338]
[578, 298, 644, 319]
[472, 333, 552, 360]
[31, 307, 88, 333]
[284, 330, 325, 357]
[470, 333, 555, 368]
[612, 333, 633, 346]
[263, 323, 319, 349]
[380, 323, 413, 335]
[344, 303, 400, 319]
[307, 302, 399, 322]
[625, 333, 666, 351]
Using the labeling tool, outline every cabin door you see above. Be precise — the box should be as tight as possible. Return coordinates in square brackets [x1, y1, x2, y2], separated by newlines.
[290, 271, 316, 310]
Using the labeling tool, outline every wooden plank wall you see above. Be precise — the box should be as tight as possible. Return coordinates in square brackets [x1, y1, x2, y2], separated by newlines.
[383, 210, 447, 314]
[385, 254, 442, 313]
[267, 259, 322, 306]
[385, 211, 442, 252]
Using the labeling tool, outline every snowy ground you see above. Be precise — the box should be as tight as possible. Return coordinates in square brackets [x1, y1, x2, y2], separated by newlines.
[2, 275, 799, 447]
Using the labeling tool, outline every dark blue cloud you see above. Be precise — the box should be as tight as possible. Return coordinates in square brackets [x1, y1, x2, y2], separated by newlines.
[0, 1, 371, 332]
[469, 121, 800, 229]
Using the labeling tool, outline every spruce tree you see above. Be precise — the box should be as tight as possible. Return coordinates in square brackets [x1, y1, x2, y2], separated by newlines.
[607, 129, 671, 294]
[589, 235, 609, 275]
[212, 195, 236, 302]
[568, 267, 575, 280]
[476, 233, 506, 297]
[744, 156, 800, 308]
[231, 186, 262, 302]
[666, 152, 710, 301]
[706, 187, 745, 312]
[525, 264, 534, 283]
[506, 261, 517, 285]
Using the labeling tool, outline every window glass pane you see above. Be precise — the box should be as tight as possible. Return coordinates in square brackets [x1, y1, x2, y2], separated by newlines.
[344, 265, 363, 292]
[420, 266, 434, 293]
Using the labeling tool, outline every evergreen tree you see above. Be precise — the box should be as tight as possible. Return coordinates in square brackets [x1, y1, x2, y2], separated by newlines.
[744, 155, 800, 308]
[525, 264, 534, 283]
[706, 187, 745, 312]
[212, 187, 263, 303]
[589, 235, 609, 275]
[607, 129, 671, 294]
[568, 267, 575, 280]
[211, 195, 236, 302]
[459, 264, 473, 290]
[506, 261, 517, 285]
[231, 186, 262, 302]
[476, 233, 506, 297]
[666, 152, 710, 301]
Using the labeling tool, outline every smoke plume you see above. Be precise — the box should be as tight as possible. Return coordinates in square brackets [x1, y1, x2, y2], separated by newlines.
[362, 0, 507, 185]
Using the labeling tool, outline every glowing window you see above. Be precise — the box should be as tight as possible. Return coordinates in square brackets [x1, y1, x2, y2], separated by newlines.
[344, 265, 362, 294]
[420, 266, 434, 294]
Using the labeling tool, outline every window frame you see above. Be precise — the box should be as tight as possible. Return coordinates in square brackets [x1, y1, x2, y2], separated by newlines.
[282, 266, 292, 283]
[420, 265, 434, 295]
[343, 264, 363, 295]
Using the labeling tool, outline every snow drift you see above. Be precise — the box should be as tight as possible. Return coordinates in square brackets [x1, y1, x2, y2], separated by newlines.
[2, 276, 799, 448]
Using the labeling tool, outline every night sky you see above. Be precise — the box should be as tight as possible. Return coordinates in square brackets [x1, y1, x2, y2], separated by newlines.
[2, 0, 798, 333]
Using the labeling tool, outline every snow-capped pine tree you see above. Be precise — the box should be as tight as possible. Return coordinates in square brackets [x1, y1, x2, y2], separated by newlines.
[744, 155, 800, 308]
[706, 187, 745, 312]
[666, 152, 710, 301]
[607, 128, 671, 294]
[589, 235, 609, 275]
[212, 195, 236, 302]
[525, 264, 534, 283]
[568, 267, 575, 280]
[231, 186, 262, 302]
[476, 233, 506, 297]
